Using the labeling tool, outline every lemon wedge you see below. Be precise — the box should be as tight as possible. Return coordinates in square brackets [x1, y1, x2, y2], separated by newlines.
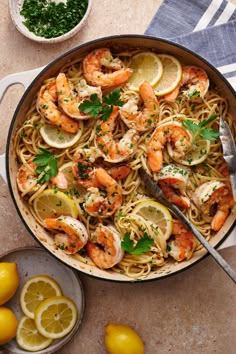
[33, 189, 79, 223]
[128, 52, 163, 91]
[40, 122, 83, 149]
[167, 136, 210, 165]
[16, 316, 53, 351]
[132, 199, 173, 240]
[153, 54, 182, 96]
[35, 296, 78, 339]
[20, 275, 62, 319]
[58, 162, 87, 198]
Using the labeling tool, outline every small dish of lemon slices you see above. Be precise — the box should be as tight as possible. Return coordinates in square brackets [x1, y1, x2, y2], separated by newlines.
[0, 247, 84, 353]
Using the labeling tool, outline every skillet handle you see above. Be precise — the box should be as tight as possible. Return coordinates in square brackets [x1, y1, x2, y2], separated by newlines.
[0, 154, 7, 184]
[0, 66, 44, 183]
[0, 66, 44, 103]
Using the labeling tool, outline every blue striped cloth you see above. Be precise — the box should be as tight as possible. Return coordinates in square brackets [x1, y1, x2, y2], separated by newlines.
[145, 0, 236, 90]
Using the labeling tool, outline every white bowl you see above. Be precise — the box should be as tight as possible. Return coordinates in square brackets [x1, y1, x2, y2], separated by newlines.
[9, 0, 93, 43]
[1, 247, 85, 354]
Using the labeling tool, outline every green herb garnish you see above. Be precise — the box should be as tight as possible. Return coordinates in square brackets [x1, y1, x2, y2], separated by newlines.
[33, 148, 58, 184]
[20, 0, 88, 39]
[79, 89, 124, 121]
[182, 115, 219, 143]
[121, 232, 154, 255]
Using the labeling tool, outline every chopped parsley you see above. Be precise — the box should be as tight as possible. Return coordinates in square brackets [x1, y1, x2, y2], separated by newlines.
[20, 0, 88, 39]
[77, 162, 89, 180]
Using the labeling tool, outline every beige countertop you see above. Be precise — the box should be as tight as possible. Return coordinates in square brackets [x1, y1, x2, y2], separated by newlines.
[0, 1, 236, 353]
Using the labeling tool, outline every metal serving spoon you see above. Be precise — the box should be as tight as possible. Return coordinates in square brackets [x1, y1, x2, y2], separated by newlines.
[139, 168, 236, 284]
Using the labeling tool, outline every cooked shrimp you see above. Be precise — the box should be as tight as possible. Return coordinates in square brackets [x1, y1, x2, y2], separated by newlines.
[95, 106, 139, 163]
[120, 81, 159, 131]
[72, 147, 131, 189]
[84, 167, 122, 217]
[192, 181, 234, 232]
[164, 66, 209, 102]
[83, 48, 131, 89]
[44, 216, 88, 254]
[147, 122, 192, 172]
[16, 161, 39, 194]
[72, 147, 102, 188]
[56, 74, 102, 119]
[50, 171, 68, 190]
[86, 224, 124, 269]
[108, 165, 131, 180]
[167, 220, 198, 261]
[37, 81, 79, 133]
[17, 161, 68, 193]
[158, 164, 190, 208]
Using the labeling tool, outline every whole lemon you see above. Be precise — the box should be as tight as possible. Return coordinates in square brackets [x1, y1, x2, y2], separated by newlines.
[0, 262, 20, 305]
[105, 323, 145, 354]
[0, 306, 18, 345]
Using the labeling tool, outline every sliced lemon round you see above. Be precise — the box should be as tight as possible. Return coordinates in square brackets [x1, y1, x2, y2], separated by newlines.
[33, 189, 79, 223]
[35, 296, 78, 339]
[167, 136, 210, 166]
[59, 162, 87, 198]
[20, 275, 62, 319]
[16, 316, 53, 351]
[153, 54, 182, 96]
[128, 52, 163, 91]
[40, 122, 83, 149]
[132, 199, 173, 240]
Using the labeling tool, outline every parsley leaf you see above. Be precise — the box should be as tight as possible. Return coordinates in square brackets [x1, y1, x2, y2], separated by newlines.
[182, 120, 199, 134]
[121, 232, 154, 255]
[200, 127, 220, 141]
[102, 105, 113, 121]
[182, 115, 219, 143]
[78, 94, 103, 117]
[103, 89, 124, 106]
[121, 232, 134, 253]
[79, 89, 124, 121]
[198, 114, 218, 128]
[33, 148, 58, 184]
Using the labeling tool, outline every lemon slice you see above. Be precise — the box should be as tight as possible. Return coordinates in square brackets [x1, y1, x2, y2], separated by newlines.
[59, 162, 87, 198]
[132, 199, 173, 240]
[40, 122, 83, 149]
[20, 275, 62, 319]
[16, 316, 53, 351]
[153, 54, 182, 96]
[128, 52, 163, 91]
[35, 296, 78, 339]
[167, 136, 210, 166]
[33, 189, 79, 223]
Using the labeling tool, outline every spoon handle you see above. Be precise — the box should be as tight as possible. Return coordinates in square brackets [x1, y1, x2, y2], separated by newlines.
[168, 202, 236, 283]
[139, 168, 236, 284]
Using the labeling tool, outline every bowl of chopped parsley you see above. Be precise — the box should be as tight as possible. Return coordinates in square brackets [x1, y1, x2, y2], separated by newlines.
[9, 0, 92, 43]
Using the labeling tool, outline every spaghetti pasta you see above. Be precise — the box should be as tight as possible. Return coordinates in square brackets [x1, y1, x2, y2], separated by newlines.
[14, 48, 236, 279]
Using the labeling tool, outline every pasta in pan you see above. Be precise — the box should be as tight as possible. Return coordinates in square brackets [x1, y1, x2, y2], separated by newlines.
[14, 48, 235, 279]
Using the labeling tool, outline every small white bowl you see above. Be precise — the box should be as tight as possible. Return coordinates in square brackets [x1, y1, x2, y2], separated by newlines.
[1, 247, 85, 354]
[9, 0, 93, 43]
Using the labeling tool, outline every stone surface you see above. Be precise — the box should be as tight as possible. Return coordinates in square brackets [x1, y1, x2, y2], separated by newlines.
[0, 1, 236, 353]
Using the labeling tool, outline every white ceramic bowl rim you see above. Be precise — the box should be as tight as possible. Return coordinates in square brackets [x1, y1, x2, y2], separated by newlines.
[9, 0, 93, 43]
